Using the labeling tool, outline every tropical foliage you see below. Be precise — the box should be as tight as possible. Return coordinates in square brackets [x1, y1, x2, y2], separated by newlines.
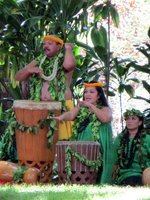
[0, 0, 119, 99]
[0, 0, 149, 128]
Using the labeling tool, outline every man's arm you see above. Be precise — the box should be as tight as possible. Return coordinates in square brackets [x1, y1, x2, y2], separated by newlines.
[63, 43, 76, 71]
[15, 60, 43, 81]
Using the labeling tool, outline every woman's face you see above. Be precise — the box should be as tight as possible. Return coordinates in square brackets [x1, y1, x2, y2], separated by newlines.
[126, 115, 142, 130]
[43, 40, 60, 57]
[84, 87, 100, 104]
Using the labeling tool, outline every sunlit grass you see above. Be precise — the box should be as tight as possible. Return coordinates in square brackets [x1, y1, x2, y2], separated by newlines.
[0, 184, 150, 200]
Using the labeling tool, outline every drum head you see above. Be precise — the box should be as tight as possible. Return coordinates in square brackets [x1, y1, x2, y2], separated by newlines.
[13, 100, 62, 110]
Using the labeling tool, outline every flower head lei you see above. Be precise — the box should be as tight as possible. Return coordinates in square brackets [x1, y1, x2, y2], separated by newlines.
[43, 35, 64, 47]
[84, 82, 103, 88]
[123, 108, 143, 120]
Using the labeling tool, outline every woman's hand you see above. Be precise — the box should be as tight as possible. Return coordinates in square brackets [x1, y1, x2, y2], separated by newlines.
[48, 116, 63, 122]
[78, 100, 92, 109]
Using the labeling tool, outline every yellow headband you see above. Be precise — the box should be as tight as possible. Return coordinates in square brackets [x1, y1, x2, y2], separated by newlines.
[84, 82, 103, 87]
[43, 35, 64, 47]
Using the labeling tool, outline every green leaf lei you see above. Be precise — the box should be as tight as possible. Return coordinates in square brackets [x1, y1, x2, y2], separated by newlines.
[71, 104, 102, 141]
[123, 108, 143, 120]
[65, 146, 102, 182]
[30, 52, 66, 103]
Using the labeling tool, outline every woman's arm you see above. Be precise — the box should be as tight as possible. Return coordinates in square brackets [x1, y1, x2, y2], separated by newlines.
[53, 107, 80, 121]
[79, 101, 112, 123]
[90, 105, 112, 123]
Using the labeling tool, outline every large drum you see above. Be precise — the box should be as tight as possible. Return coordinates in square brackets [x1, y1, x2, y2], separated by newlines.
[13, 100, 61, 183]
[56, 141, 101, 184]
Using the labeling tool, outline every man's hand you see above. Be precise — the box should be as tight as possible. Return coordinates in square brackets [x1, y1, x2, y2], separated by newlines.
[25, 60, 43, 76]
[64, 43, 74, 50]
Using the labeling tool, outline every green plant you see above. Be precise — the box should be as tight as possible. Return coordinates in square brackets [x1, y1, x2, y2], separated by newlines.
[109, 57, 140, 129]
[130, 29, 150, 104]
[143, 108, 150, 131]
[13, 166, 28, 183]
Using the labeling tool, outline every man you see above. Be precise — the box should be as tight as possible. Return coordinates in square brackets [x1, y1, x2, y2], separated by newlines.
[15, 35, 76, 140]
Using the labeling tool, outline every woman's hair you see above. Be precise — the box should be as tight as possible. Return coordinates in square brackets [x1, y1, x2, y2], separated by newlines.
[83, 81, 109, 106]
[138, 116, 144, 130]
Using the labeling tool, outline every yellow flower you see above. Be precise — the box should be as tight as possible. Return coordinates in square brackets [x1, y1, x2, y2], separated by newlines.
[43, 35, 64, 47]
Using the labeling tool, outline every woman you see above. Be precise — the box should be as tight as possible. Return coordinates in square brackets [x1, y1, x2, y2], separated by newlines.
[54, 82, 113, 184]
[113, 108, 150, 186]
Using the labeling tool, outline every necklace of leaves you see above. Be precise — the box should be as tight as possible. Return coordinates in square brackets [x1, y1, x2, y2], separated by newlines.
[30, 51, 66, 103]
[70, 104, 102, 141]
[118, 129, 146, 169]
[65, 145, 102, 182]
[114, 129, 147, 184]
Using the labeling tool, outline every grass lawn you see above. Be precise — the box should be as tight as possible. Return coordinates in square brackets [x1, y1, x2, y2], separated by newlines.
[0, 184, 150, 200]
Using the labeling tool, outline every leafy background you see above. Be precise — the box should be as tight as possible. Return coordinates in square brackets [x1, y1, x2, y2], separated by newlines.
[0, 0, 149, 135]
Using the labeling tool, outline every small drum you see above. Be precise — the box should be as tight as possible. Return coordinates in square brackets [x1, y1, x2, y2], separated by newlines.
[13, 100, 61, 183]
[56, 141, 100, 184]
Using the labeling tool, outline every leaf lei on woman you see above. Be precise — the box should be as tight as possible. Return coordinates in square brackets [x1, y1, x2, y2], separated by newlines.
[30, 51, 66, 102]
[70, 104, 102, 141]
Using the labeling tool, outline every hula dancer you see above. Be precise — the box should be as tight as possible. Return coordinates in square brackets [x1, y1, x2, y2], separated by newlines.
[52, 81, 113, 184]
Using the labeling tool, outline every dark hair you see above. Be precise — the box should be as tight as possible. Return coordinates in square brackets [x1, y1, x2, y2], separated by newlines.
[134, 115, 144, 131]
[83, 81, 109, 107]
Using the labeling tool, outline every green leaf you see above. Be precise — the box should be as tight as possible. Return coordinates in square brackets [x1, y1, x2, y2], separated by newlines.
[94, 46, 107, 63]
[21, 16, 43, 29]
[118, 84, 125, 93]
[47, 130, 52, 137]
[133, 96, 150, 104]
[132, 64, 150, 74]
[110, 5, 119, 27]
[101, 5, 108, 19]
[93, 4, 103, 22]
[50, 120, 56, 128]
[126, 78, 140, 83]
[124, 84, 134, 97]
[91, 26, 107, 49]
[32, 127, 38, 135]
[142, 80, 150, 93]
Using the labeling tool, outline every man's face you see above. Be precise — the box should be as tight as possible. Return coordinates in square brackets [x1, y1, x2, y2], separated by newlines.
[43, 40, 61, 58]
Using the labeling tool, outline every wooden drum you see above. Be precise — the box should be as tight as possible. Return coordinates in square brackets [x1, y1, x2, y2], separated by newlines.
[13, 100, 61, 183]
[56, 141, 100, 184]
